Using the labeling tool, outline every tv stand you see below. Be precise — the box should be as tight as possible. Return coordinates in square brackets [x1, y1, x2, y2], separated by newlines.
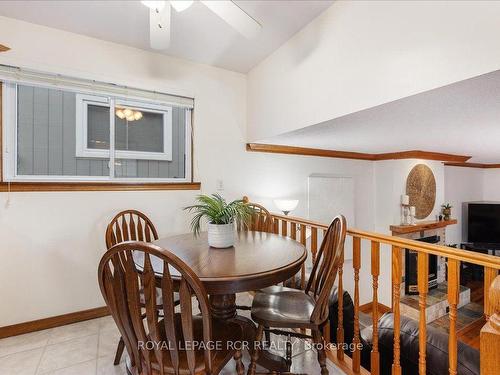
[461, 242, 500, 254]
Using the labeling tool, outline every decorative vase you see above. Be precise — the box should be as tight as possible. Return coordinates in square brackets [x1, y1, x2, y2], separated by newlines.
[443, 208, 451, 221]
[207, 222, 235, 248]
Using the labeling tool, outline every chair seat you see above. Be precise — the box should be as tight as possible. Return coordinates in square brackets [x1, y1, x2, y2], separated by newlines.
[251, 286, 316, 329]
[146, 314, 243, 374]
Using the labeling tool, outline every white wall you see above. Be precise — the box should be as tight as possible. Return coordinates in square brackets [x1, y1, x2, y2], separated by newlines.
[444, 166, 484, 244]
[247, 1, 500, 141]
[482, 169, 500, 201]
[0, 17, 376, 326]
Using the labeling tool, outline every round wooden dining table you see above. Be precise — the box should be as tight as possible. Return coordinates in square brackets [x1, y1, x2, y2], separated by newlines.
[152, 230, 307, 319]
[145, 229, 308, 372]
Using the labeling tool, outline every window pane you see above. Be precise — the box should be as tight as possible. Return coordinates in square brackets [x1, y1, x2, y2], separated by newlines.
[16, 85, 110, 177]
[87, 104, 110, 150]
[114, 106, 186, 179]
[115, 109, 163, 153]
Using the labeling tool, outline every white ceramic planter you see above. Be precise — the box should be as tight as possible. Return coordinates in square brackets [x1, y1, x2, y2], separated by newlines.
[207, 222, 235, 248]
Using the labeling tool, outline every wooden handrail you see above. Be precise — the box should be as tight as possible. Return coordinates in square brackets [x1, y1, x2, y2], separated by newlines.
[347, 228, 500, 269]
[271, 213, 500, 269]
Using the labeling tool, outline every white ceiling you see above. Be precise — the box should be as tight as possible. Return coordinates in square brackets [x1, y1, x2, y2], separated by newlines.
[0, 0, 333, 73]
[261, 70, 500, 163]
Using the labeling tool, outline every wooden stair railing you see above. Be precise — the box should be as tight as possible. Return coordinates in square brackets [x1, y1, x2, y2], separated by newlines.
[265, 210, 500, 375]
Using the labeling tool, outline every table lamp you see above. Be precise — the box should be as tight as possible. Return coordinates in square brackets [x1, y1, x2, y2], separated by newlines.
[274, 199, 299, 216]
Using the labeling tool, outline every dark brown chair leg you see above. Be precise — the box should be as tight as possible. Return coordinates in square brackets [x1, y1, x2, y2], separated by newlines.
[264, 326, 271, 346]
[247, 324, 264, 375]
[234, 349, 245, 375]
[313, 329, 328, 375]
[114, 336, 125, 365]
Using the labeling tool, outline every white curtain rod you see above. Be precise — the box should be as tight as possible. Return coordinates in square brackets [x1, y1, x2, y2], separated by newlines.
[0, 64, 194, 109]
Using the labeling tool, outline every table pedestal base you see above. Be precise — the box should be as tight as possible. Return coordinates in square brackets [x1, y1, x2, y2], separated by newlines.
[209, 294, 237, 319]
[210, 293, 289, 373]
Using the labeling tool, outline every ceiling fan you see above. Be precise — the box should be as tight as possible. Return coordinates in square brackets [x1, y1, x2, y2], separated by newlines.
[141, 1, 262, 50]
[0, 44, 10, 52]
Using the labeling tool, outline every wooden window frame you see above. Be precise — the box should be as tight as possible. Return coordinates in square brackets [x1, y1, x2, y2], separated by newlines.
[0, 83, 199, 192]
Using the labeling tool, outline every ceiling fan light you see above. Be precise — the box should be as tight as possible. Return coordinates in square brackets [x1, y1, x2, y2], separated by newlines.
[170, 0, 193, 12]
[133, 111, 143, 120]
[141, 1, 166, 11]
[115, 109, 125, 119]
[126, 116, 136, 122]
[123, 108, 133, 117]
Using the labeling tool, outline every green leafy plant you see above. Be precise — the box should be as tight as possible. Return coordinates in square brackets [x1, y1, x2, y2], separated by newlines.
[184, 194, 254, 235]
[442, 203, 453, 209]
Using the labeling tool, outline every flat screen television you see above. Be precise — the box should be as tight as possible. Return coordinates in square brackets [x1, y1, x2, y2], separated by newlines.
[465, 202, 500, 244]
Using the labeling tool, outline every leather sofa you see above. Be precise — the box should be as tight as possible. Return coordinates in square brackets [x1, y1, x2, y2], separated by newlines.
[328, 298, 480, 375]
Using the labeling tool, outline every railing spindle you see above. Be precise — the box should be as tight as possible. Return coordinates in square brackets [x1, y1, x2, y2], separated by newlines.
[273, 218, 279, 234]
[484, 267, 498, 319]
[337, 245, 345, 361]
[392, 246, 402, 375]
[290, 222, 297, 240]
[281, 219, 288, 237]
[371, 241, 380, 375]
[417, 252, 429, 375]
[447, 258, 460, 375]
[300, 225, 307, 289]
[288, 222, 297, 288]
[311, 227, 318, 264]
[352, 237, 361, 372]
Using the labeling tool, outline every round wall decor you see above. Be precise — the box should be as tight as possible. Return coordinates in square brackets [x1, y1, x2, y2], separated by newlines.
[405, 164, 436, 219]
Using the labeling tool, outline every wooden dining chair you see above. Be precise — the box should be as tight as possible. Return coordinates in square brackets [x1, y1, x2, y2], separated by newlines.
[236, 198, 274, 314]
[106, 210, 159, 249]
[241, 197, 274, 233]
[98, 241, 245, 375]
[105, 210, 161, 365]
[247, 215, 347, 375]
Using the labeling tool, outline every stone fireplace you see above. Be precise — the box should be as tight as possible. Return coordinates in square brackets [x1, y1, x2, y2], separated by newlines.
[404, 234, 440, 295]
[390, 221, 453, 295]
[390, 219, 471, 322]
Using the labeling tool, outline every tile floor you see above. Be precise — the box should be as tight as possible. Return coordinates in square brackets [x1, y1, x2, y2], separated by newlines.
[0, 294, 344, 375]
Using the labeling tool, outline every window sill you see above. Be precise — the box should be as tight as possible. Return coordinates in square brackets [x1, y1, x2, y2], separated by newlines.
[0, 181, 201, 192]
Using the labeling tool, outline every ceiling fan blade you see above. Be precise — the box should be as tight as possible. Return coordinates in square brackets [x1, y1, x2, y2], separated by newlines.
[201, 1, 261, 39]
[149, 4, 171, 50]
[0, 44, 10, 52]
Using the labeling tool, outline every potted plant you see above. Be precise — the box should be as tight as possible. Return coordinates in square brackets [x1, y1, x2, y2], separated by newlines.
[442, 203, 452, 221]
[184, 194, 254, 248]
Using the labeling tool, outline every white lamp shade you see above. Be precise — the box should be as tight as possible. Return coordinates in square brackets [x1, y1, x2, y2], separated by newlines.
[141, 1, 166, 10]
[274, 199, 299, 213]
[171, 0, 193, 12]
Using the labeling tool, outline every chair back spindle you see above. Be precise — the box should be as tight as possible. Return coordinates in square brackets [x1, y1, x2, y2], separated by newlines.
[241, 197, 274, 233]
[106, 210, 159, 249]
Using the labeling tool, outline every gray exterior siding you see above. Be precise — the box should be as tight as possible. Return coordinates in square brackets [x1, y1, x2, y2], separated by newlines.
[16, 85, 186, 178]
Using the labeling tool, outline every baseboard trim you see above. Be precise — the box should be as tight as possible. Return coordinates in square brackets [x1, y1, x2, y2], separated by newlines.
[359, 302, 391, 314]
[0, 306, 110, 339]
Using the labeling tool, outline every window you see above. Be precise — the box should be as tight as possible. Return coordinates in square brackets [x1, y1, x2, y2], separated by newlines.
[2, 81, 192, 183]
[76, 95, 173, 161]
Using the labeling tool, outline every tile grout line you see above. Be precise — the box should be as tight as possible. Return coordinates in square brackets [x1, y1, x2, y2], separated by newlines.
[95, 317, 102, 375]
[33, 338, 49, 375]
[34, 319, 103, 375]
